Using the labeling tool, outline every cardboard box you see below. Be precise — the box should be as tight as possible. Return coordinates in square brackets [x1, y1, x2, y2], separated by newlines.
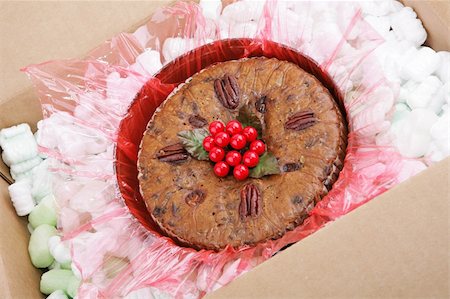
[0, 1, 448, 298]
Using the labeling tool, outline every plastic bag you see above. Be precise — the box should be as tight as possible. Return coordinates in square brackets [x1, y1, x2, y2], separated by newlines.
[23, 1, 429, 297]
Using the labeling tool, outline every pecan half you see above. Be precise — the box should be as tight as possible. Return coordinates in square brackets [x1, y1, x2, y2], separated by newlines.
[214, 74, 240, 109]
[255, 96, 267, 113]
[185, 189, 206, 207]
[239, 184, 261, 220]
[188, 115, 207, 128]
[156, 143, 188, 163]
[285, 110, 317, 131]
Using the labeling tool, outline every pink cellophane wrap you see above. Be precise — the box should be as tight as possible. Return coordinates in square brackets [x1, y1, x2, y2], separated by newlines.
[23, 1, 428, 298]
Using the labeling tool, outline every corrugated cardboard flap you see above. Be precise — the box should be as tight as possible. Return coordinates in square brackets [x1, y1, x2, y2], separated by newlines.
[209, 158, 450, 298]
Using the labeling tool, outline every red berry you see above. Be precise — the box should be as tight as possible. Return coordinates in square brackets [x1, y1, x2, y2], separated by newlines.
[214, 132, 230, 147]
[230, 134, 247, 150]
[225, 150, 242, 167]
[250, 140, 266, 155]
[226, 120, 243, 135]
[242, 150, 259, 168]
[214, 161, 230, 177]
[209, 147, 225, 162]
[209, 121, 225, 136]
[242, 126, 258, 142]
[202, 136, 214, 151]
[233, 164, 249, 180]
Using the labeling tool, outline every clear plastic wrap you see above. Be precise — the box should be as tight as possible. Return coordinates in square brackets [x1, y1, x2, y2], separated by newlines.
[23, 1, 433, 298]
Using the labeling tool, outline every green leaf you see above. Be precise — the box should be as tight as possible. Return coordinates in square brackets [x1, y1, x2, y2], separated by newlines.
[237, 106, 263, 137]
[249, 152, 281, 178]
[177, 129, 209, 161]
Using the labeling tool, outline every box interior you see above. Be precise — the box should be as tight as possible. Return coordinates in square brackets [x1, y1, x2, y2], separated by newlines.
[0, 1, 448, 298]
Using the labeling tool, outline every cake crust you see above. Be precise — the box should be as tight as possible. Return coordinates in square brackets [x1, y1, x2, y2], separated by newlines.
[138, 57, 347, 250]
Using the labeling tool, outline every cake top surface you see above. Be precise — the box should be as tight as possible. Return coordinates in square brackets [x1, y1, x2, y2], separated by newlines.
[138, 57, 346, 250]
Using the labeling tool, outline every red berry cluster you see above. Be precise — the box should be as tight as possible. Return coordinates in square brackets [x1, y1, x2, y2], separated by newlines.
[203, 120, 266, 180]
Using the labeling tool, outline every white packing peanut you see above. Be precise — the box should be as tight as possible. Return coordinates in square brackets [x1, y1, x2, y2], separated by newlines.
[405, 76, 443, 109]
[11, 169, 34, 181]
[0, 123, 31, 143]
[435, 51, 450, 83]
[221, 0, 264, 24]
[130, 50, 163, 76]
[429, 83, 449, 115]
[48, 236, 72, 264]
[10, 156, 42, 175]
[390, 6, 427, 47]
[106, 71, 144, 104]
[360, 0, 395, 17]
[31, 160, 53, 202]
[73, 103, 96, 122]
[374, 36, 414, 83]
[430, 111, 450, 154]
[133, 25, 151, 49]
[162, 37, 195, 63]
[195, 18, 219, 40]
[8, 178, 35, 216]
[229, 21, 258, 39]
[392, 108, 438, 158]
[1, 132, 38, 166]
[69, 180, 112, 215]
[400, 47, 441, 82]
[271, 8, 312, 46]
[392, 103, 411, 124]
[364, 15, 391, 38]
[1, 151, 13, 166]
[199, 0, 222, 20]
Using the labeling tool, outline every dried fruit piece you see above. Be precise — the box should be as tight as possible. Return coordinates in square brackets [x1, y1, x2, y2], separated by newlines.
[185, 190, 206, 207]
[282, 163, 301, 172]
[156, 143, 189, 163]
[291, 195, 303, 205]
[189, 115, 208, 128]
[285, 110, 317, 131]
[214, 74, 240, 109]
[239, 184, 261, 220]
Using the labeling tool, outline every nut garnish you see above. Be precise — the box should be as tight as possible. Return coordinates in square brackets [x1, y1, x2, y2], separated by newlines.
[239, 184, 261, 220]
[285, 110, 317, 131]
[185, 189, 206, 207]
[188, 115, 208, 128]
[156, 143, 189, 163]
[255, 96, 267, 113]
[214, 74, 240, 109]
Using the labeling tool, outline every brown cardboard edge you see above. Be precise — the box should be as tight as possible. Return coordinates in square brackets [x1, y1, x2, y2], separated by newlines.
[402, 0, 450, 51]
[0, 2, 170, 182]
[208, 157, 450, 299]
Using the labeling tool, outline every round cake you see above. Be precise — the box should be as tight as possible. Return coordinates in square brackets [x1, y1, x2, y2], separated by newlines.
[138, 57, 347, 250]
